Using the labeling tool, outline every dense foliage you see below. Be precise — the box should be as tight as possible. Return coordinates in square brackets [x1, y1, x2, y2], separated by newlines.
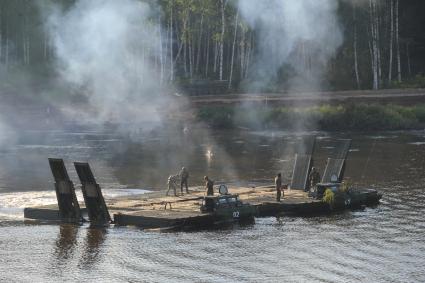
[198, 103, 425, 131]
[0, 0, 424, 92]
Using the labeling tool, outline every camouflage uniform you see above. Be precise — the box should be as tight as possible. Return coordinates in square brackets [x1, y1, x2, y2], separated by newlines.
[166, 174, 179, 196]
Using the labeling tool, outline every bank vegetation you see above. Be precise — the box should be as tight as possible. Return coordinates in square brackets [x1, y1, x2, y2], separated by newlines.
[197, 103, 425, 131]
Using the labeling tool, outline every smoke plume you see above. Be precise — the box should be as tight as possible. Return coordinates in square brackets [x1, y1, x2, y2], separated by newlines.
[238, 0, 343, 92]
[45, 0, 166, 130]
[41, 0, 240, 186]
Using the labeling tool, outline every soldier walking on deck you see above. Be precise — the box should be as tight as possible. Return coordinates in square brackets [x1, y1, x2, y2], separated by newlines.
[166, 174, 179, 196]
[309, 167, 321, 192]
[204, 176, 214, 196]
[180, 167, 189, 194]
[275, 173, 282, 202]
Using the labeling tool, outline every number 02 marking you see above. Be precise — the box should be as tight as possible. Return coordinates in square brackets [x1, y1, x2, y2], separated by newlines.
[233, 211, 240, 218]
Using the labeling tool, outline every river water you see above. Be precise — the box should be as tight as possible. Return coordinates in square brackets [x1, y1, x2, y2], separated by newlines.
[0, 126, 424, 282]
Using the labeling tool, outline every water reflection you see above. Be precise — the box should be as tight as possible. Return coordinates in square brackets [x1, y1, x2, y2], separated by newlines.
[79, 227, 107, 268]
[3, 127, 425, 195]
[205, 146, 213, 168]
[52, 224, 108, 271]
[54, 224, 79, 261]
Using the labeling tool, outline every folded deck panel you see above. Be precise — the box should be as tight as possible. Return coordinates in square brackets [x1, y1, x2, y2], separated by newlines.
[74, 162, 111, 225]
[48, 158, 82, 223]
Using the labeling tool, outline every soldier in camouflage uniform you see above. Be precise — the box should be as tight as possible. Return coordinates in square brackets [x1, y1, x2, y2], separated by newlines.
[204, 176, 214, 196]
[275, 173, 282, 202]
[179, 167, 189, 194]
[166, 174, 179, 196]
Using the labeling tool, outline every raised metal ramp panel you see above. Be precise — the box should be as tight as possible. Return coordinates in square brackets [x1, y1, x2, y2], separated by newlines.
[74, 162, 111, 225]
[48, 158, 81, 223]
[334, 139, 351, 159]
[321, 158, 345, 183]
[290, 136, 316, 190]
[290, 154, 312, 190]
[321, 139, 352, 183]
[295, 135, 316, 155]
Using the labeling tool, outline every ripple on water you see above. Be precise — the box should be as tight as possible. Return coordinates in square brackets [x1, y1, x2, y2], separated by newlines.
[0, 131, 425, 282]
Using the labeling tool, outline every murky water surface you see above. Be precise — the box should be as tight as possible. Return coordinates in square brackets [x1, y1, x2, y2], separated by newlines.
[0, 127, 424, 282]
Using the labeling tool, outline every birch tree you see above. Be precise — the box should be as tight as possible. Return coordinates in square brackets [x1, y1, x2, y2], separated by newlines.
[228, 8, 238, 89]
[195, 12, 203, 74]
[369, 0, 379, 90]
[169, 2, 174, 81]
[388, 0, 394, 84]
[158, 14, 164, 84]
[395, 0, 401, 82]
[219, 0, 226, 81]
[353, 6, 360, 89]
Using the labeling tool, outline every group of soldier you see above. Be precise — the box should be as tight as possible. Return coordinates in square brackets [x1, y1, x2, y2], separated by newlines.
[167, 166, 321, 201]
[166, 167, 189, 196]
[166, 167, 215, 197]
[274, 167, 321, 202]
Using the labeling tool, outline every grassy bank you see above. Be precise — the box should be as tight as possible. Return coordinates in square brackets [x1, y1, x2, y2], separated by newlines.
[390, 75, 425, 89]
[197, 103, 425, 131]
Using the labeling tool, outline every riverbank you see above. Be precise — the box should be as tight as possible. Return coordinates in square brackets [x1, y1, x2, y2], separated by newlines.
[189, 88, 425, 105]
[197, 103, 425, 131]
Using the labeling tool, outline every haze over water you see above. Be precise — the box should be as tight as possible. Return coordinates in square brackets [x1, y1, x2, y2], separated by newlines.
[0, 128, 424, 282]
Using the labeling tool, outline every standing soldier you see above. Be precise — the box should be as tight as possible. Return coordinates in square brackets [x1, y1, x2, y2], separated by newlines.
[309, 167, 321, 191]
[275, 173, 282, 202]
[180, 167, 189, 194]
[166, 174, 178, 196]
[204, 176, 214, 196]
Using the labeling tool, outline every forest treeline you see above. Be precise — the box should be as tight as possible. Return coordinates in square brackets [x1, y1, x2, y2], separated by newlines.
[0, 0, 424, 92]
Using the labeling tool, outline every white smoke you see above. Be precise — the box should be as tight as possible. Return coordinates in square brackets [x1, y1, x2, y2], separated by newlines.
[40, 0, 241, 185]
[45, 0, 167, 129]
[238, 0, 343, 92]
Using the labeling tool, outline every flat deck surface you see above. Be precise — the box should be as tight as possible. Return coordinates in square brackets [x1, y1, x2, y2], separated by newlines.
[110, 186, 315, 206]
[107, 186, 319, 219]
